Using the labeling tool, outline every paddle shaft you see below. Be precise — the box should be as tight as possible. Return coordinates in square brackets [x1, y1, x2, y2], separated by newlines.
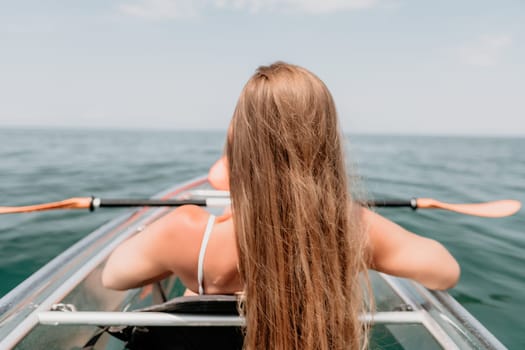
[365, 199, 417, 209]
[96, 198, 206, 208]
[95, 197, 521, 217]
[93, 198, 227, 210]
[97, 198, 416, 209]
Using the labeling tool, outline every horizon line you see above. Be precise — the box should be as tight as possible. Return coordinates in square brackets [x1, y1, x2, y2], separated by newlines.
[1, 124, 524, 139]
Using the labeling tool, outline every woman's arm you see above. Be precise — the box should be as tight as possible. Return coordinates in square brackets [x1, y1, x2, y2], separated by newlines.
[364, 208, 460, 290]
[102, 206, 205, 290]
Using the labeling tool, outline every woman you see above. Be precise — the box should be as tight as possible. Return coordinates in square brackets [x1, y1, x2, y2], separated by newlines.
[102, 62, 460, 349]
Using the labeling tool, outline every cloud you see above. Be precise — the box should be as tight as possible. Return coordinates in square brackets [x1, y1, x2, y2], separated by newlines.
[119, 0, 383, 20]
[459, 35, 512, 67]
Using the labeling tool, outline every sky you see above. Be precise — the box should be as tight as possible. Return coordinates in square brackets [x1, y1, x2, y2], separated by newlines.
[0, 0, 523, 135]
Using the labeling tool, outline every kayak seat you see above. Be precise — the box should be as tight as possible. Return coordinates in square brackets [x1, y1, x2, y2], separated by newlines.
[137, 294, 240, 314]
[94, 295, 244, 350]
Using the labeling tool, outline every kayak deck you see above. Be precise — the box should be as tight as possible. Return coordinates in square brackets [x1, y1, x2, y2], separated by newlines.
[0, 177, 506, 349]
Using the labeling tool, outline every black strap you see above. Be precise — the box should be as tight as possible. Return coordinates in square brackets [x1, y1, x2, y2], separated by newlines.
[82, 326, 109, 349]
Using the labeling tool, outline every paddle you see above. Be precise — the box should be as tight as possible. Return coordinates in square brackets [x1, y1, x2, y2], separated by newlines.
[0, 197, 231, 214]
[0, 197, 520, 217]
[369, 198, 521, 218]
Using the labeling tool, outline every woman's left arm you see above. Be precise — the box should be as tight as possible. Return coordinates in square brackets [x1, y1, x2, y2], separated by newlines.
[102, 216, 175, 290]
[102, 206, 201, 290]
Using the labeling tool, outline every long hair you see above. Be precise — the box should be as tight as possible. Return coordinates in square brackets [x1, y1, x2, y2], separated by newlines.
[226, 62, 369, 350]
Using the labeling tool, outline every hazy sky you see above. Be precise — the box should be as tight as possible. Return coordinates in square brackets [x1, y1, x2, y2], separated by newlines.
[1, 0, 523, 135]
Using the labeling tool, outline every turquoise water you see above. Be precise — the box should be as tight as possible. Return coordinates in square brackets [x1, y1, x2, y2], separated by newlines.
[0, 128, 523, 348]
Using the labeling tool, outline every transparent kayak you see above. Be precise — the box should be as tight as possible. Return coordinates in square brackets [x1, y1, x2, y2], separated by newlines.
[0, 177, 506, 349]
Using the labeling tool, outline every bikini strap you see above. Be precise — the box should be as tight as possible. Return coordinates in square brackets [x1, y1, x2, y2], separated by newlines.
[197, 214, 215, 295]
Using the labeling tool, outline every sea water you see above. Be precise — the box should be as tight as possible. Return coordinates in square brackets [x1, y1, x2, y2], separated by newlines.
[0, 128, 523, 348]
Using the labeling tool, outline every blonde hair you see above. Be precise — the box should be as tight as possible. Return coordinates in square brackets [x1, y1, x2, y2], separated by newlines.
[226, 62, 369, 350]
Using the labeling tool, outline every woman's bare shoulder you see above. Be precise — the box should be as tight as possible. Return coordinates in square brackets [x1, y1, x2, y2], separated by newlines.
[152, 205, 210, 238]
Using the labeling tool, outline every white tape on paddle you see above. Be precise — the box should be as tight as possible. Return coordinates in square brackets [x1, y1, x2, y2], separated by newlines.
[205, 198, 231, 207]
[92, 197, 101, 209]
[191, 190, 230, 197]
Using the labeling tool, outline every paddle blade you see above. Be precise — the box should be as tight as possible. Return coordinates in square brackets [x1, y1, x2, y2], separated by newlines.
[0, 197, 92, 214]
[416, 198, 521, 218]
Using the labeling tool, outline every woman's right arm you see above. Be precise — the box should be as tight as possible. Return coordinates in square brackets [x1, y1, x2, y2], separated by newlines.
[363, 207, 460, 290]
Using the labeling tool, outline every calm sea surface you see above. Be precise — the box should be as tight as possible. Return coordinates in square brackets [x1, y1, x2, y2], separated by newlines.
[0, 128, 523, 348]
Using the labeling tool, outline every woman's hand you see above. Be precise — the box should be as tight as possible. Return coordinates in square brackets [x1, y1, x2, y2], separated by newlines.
[208, 156, 230, 190]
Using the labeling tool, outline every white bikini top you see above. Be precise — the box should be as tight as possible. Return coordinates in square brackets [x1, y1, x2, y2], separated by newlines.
[197, 214, 215, 295]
